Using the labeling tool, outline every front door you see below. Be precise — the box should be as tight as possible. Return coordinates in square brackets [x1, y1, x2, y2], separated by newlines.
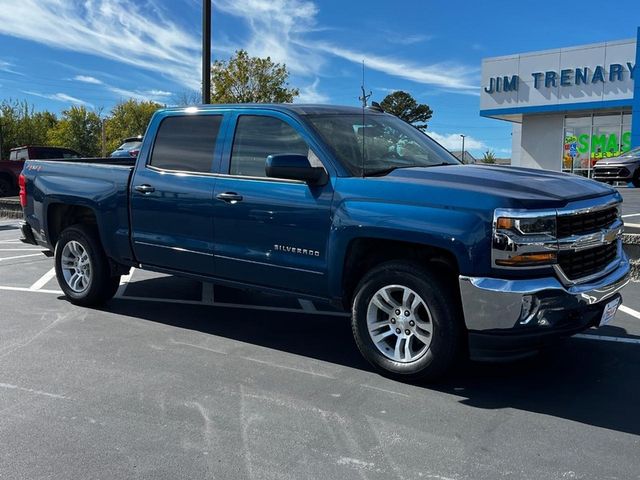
[130, 113, 224, 276]
[213, 112, 334, 296]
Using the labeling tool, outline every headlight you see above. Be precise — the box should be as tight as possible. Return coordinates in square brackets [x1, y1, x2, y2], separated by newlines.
[493, 211, 557, 268]
[496, 215, 556, 236]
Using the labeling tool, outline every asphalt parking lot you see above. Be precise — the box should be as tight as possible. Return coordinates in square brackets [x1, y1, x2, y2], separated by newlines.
[620, 187, 640, 233]
[0, 219, 639, 480]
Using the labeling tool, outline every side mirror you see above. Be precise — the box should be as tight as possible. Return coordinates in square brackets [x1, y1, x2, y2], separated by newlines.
[265, 154, 327, 185]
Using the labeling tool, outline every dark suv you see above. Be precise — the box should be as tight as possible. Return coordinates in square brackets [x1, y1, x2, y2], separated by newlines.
[593, 147, 640, 187]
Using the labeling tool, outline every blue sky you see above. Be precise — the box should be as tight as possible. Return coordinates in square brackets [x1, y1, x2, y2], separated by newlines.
[0, 0, 639, 157]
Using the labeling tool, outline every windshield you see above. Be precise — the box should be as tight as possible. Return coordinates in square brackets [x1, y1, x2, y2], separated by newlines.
[621, 146, 640, 158]
[118, 141, 142, 151]
[306, 113, 460, 176]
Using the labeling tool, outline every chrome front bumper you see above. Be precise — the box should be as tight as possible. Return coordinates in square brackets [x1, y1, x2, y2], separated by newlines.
[459, 252, 630, 332]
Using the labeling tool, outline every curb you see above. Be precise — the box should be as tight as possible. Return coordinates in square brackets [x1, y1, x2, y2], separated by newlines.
[0, 197, 22, 220]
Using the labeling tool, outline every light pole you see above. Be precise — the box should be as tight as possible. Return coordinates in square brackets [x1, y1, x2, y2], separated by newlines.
[460, 134, 466, 163]
[202, 0, 212, 104]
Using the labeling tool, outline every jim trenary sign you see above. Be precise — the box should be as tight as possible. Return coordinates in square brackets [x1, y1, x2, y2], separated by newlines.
[484, 62, 636, 93]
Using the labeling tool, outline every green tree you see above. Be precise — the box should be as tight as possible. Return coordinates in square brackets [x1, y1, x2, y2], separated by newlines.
[379, 91, 433, 131]
[481, 149, 497, 164]
[0, 100, 58, 158]
[47, 106, 101, 157]
[211, 49, 299, 103]
[105, 99, 162, 153]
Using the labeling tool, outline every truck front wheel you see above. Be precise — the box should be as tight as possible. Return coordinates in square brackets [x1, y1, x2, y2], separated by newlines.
[351, 261, 461, 381]
[54, 225, 120, 306]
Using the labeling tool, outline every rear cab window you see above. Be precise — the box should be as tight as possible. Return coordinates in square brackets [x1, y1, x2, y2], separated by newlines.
[149, 115, 223, 173]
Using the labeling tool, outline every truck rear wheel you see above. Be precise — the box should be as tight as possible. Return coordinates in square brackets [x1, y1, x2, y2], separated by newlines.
[54, 225, 120, 306]
[351, 261, 461, 381]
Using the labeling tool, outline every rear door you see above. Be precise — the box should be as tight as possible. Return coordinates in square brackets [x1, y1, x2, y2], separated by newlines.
[130, 112, 226, 275]
[212, 111, 335, 295]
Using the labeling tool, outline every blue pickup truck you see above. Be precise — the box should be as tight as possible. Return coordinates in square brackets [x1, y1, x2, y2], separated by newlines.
[20, 104, 630, 380]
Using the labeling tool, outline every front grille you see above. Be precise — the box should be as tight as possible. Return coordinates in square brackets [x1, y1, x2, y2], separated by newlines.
[557, 206, 618, 237]
[594, 166, 630, 178]
[558, 243, 618, 281]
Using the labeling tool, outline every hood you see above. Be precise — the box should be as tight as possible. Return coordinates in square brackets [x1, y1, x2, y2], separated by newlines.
[595, 151, 640, 166]
[372, 164, 616, 208]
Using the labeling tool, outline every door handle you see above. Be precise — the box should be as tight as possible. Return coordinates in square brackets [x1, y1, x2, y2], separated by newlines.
[216, 192, 243, 204]
[134, 184, 155, 194]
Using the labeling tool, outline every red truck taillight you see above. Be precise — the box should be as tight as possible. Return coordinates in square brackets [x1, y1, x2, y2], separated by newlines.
[19, 173, 27, 207]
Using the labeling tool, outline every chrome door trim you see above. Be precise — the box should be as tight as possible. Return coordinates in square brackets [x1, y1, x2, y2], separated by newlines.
[214, 254, 324, 275]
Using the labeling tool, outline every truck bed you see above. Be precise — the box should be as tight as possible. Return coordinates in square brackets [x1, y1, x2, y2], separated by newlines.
[22, 159, 135, 262]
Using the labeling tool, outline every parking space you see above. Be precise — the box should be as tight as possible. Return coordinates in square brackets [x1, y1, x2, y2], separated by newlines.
[1, 218, 640, 479]
[620, 187, 640, 233]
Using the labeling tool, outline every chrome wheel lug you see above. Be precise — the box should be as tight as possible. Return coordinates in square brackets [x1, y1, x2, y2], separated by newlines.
[404, 310, 410, 316]
[405, 329, 411, 335]
[395, 309, 401, 316]
[409, 320, 415, 327]
[390, 318, 396, 324]
[395, 328, 401, 334]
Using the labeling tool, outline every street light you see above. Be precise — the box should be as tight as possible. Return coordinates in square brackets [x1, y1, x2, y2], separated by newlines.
[460, 134, 466, 163]
[202, 0, 212, 104]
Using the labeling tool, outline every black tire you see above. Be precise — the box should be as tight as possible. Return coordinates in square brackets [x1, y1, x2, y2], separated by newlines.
[632, 169, 640, 188]
[0, 178, 13, 197]
[351, 261, 462, 381]
[54, 225, 121, 306]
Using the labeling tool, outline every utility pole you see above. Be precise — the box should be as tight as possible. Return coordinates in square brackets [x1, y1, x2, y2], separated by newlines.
[460, 134, 466, 163]
[202, 0, 212, 104]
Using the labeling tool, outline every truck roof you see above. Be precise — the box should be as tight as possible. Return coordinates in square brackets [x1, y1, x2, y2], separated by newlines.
[160, 104, 385, 116]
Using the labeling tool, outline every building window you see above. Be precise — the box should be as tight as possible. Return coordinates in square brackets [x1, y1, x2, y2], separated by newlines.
[562, 112, 632, 177]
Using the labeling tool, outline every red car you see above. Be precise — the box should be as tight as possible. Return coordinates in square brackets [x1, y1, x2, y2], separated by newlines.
[0, 146, 80, 196]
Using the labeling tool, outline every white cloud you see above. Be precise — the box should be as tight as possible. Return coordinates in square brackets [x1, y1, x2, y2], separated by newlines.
[73, 75, 103, 84]
[214, 0, 326, 76]
[0, 0, 478, 97]
[426, 131, 486, 152]
[0, 60, 23, 75]
[295, 78, 329, 103]
[0, 0, 201, 89]
[215, 0, 477, 93]
[22, 90, 93, 108]
[313, 43, 477, 92]
[107, 86, 172, 103]
[147, 89, 173, 97]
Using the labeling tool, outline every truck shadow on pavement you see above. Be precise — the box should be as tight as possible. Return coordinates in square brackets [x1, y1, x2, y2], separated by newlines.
[101, 295, 640, 437]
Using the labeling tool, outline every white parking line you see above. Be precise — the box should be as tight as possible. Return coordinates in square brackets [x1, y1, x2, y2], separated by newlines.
[624, 222, 640, 228]
[298, 299, 317, 312]
[115, 268, 135, 298]
[620, 305, 640, 320]
[0, 248, 43, 251]
[0, 285, 62, 295]
[0, 253, 43, 262]
[202, 283, 215, 305]
[29, 268, 57, 291]
[622, 213, 640, 218]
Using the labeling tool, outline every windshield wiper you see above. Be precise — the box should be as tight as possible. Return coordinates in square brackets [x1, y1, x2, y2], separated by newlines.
[423, 162, 455, 168]
[364, 162, 453, 177]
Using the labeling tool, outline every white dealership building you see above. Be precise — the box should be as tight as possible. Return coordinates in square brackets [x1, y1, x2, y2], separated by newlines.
[480, 29, 640, 177]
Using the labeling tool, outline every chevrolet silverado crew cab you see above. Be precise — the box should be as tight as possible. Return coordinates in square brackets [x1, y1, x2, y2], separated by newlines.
[20, 104, 630, 380]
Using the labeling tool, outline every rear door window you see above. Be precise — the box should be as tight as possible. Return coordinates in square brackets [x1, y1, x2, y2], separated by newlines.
[150, 115, 222, 173]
